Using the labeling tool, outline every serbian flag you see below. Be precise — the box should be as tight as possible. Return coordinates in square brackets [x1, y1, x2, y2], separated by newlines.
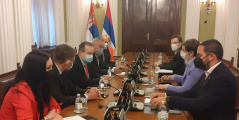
[102, 0, 116, 49]
[86, 1, 99, 42]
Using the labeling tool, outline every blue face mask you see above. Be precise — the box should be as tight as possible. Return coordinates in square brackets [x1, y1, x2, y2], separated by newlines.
[104, 43, 109, 49]
[84, 55, 93, 63]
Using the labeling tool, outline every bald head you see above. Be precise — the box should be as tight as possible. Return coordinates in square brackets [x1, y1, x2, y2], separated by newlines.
[100, 35, 111, 43]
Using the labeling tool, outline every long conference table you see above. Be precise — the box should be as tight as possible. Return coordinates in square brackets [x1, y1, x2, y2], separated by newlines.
[61, 52, 193, 120]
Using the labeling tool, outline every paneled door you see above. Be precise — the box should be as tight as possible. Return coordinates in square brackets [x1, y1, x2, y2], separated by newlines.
[122, 0, 182, 56]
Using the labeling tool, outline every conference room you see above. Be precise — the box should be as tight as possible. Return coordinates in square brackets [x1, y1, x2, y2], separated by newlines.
[1, 0, 239, 120]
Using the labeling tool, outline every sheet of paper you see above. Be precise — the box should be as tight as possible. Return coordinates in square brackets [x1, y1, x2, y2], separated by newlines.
[144, 98, 151, 106]
[116, 72, 125, 76]
[63, 115, 86, 120]
[155, 69, 173, 74]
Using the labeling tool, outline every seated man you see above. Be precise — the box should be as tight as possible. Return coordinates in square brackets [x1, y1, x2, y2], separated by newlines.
[88, 37, 122, 78]
[150, 39, 236, 120]
[49, 44, 101, 108]
[154, 35, 185, 75]
[100, 35, 115, 67]
[67, 42, 110, 89]
[158, 39, 204, 92]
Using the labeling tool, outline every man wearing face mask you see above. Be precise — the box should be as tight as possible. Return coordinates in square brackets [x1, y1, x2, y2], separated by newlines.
[49, 44, 101, 108]
[154, 35, 185, 75]
[88, 37, 122, 78]
[67, 42, 108, 89]
[150, 39, 236, 120]
[157, 39, 204, 92]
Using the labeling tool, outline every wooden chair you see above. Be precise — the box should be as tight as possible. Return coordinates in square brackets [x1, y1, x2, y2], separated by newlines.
[113, 56, 121, 61]
[228, 65, 239, 120]
[0, 63, 21, 107]
[222, 57, 234, 67]
[31, 42, 37, 51]
[75, 47, 78, 55]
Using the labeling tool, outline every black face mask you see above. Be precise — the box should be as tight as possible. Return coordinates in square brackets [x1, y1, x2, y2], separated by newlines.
[194, 54, 211, 70]
[45, 69, 55, 83]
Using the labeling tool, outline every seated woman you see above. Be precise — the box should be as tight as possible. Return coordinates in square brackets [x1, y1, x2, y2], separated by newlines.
[158, 39, 204, 92]
[0, 51, 63, 120]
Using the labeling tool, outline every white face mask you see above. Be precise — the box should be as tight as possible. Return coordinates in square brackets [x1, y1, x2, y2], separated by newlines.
[171, 44, 178, 51]
[180, 51, 190, 62]
[180, 51, 187, 59]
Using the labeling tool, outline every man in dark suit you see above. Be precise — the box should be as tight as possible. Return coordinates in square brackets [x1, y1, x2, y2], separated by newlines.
[150, 39, 237, 120]
[67, 42, 110, 89]
[154, 35, 185, 75]
[49, 44, 101, 108]
[87, 37, 122, 78]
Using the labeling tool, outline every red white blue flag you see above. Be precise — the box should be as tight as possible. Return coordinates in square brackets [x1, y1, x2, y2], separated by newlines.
[86, 1, 99, 42]
[102, 0, 116, 49]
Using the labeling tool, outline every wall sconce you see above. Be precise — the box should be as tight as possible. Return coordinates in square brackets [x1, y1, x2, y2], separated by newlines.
[201, 0, 216, 14]
[93, 0, 104, 9]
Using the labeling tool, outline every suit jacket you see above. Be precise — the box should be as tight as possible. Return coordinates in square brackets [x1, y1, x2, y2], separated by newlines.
[159, 47, 185, 75]
[88, 54, 108, 77]
[167, 62, 237, 120]
[103, 48, 115, 68]
[50, 64, 85, 108]
[67, 55, 100, 89]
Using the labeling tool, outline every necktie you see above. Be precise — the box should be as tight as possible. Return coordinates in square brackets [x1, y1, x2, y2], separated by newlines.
[84, 64, 89, 79]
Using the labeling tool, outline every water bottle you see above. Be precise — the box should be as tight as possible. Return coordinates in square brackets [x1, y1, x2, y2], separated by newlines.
[75, 94, 84, 113]
[121, 55, 124, 61]
[108, 67, 112, 77]
[150, 71, 154, 85]
[115, 60, 119, 67]
[99, 77, 105, 91]
[158, 52, 162, 63]
[158, 101, 168, 120]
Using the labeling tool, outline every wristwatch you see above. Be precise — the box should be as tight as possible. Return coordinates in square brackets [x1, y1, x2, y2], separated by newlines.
[44, 117, 49, 120]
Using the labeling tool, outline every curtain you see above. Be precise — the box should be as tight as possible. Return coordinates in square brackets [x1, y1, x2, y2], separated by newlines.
[64, 0, 90, 49]
[65, 0, 118, 55]
[0, 0, 32, 74]
[185, 0, 200, 40]
[31, 0, 65, 48]
[214, 0, 239, 66]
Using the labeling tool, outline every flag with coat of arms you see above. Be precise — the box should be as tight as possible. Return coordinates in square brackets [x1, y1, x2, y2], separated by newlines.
[86, 0, 99, 42]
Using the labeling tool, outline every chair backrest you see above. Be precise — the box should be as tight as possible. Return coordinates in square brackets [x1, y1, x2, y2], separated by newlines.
[75, 47, 78, 55]
[222, 57, 234, 67]
[0, 63, 21, 107]
[228, 65, 239, 108]
[32, 42, 37, 51]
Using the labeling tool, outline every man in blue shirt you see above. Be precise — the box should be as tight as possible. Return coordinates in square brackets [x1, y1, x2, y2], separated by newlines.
[158, 39, 204, 92]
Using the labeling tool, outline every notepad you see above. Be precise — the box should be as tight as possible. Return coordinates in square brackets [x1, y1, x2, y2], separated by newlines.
[144, 98, 151, 106]
[155, 69, 173, 74]
[63, 115, 86, 120]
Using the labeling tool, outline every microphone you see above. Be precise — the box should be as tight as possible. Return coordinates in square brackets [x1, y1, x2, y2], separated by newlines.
[107, 83, 121, 93]
[126, 63, 132, 68]
[98, 104, 107, 109]
[111, 72, 125, 80]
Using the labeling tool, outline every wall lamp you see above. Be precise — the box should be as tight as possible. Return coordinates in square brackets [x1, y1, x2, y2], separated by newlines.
[93, 0, 104, 9]
[201, 0, 216, 14]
